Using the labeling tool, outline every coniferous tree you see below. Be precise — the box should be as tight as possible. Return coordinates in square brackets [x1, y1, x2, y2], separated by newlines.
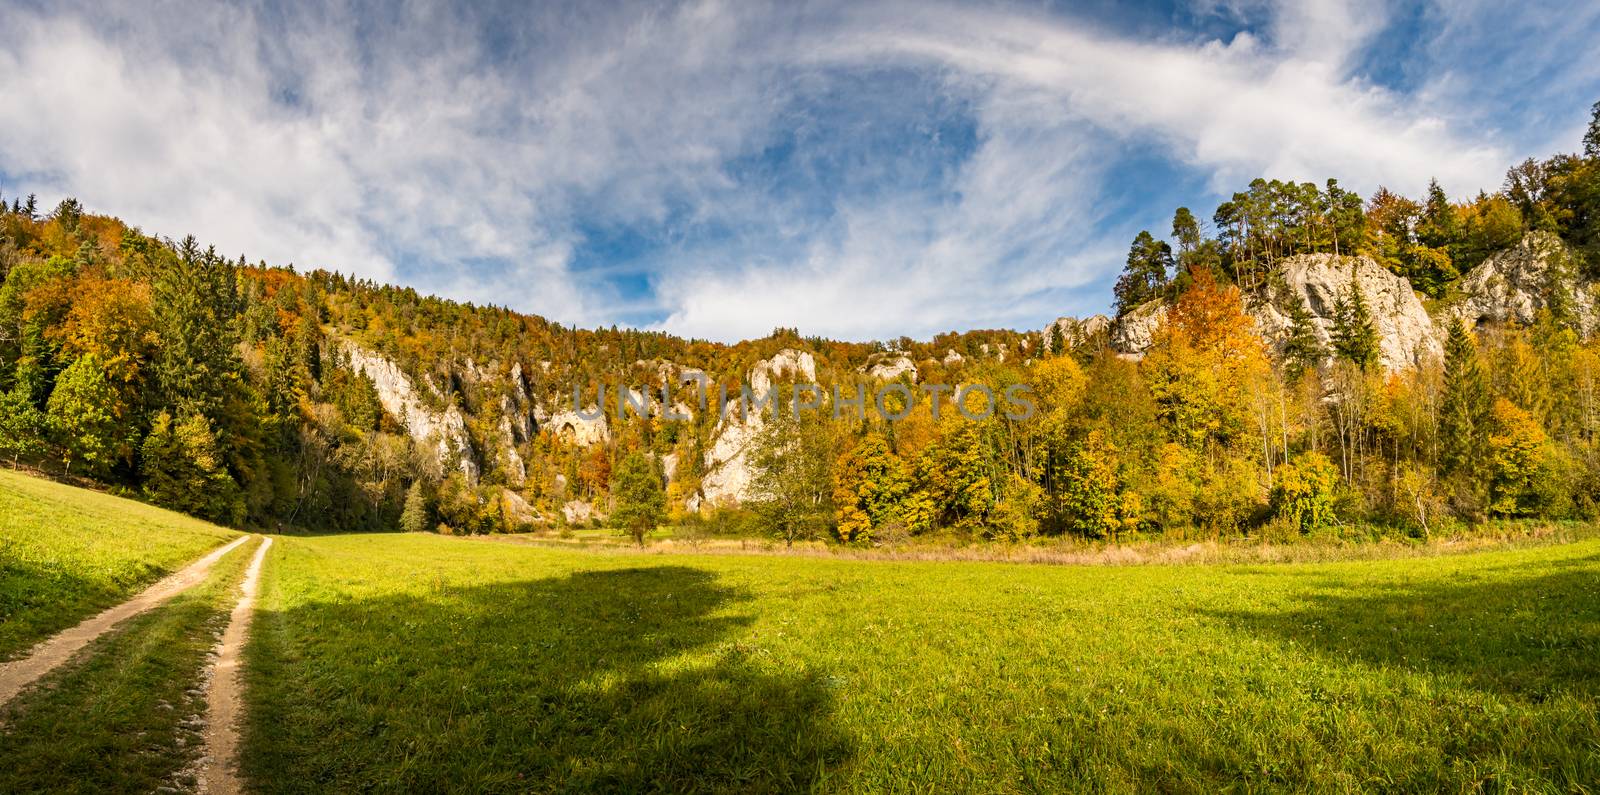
[152, 237, 241, 422]
[1281, 294, 1327, 381]
[1330, 278, 1379, 370]
[1440, 321, 1493, 484]
[1113, 231, 1174, 316]
[1584, 99, 1600, 159]
[399, 480, 432, 533]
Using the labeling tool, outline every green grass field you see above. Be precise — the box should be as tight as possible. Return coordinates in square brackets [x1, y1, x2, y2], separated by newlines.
[242, 533, 1600, 792]
[0, 468, 241, 660]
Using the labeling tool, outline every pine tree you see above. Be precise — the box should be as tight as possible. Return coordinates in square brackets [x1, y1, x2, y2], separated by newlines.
[1280, 294, 1327, 381]
[1439, 321, 1492, 482]
[1584, 99, 1600, 159]
[152, 237, 242, 422]
[1330, 277, 1379, 370]
[1113, 231, 1174, 316]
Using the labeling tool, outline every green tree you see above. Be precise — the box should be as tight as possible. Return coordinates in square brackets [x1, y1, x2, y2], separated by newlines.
[140, 411, 244, 524]
[1439, 321, 1492, 490]
[151, 237, 241, 422]
[0, 385, 47, 465]
[749, 414, 836, 546]
[1584, 99, 1600, 159]
[832, 433, 910, 543]
[1171, 207, 1202, 255]
[610, 451, 666, 546]
[1280, 294, 1327, 381]
[1114, 231, 1173, 316]
[46, 356, 120, 476]
[1330, 278, 1379, 370]
[399, 480, 432, 533]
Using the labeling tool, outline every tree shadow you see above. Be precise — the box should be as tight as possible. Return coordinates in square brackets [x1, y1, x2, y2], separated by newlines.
[244, 565, 852, 793]
[1210, 554, 1600, 701]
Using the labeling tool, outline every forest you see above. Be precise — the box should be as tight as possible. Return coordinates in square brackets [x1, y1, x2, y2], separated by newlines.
[1, 102, 1597, 544]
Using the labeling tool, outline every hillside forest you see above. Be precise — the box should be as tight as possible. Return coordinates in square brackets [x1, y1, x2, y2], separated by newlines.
[1, 103, 1599, 543]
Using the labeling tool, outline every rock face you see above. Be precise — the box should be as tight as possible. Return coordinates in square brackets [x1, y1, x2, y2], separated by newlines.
[341, 341, 479, 481]
[1451, 231, 1598, 336]
[547, 406, 610, 447]
[1042, 314, 1111, 352]
[1251, 253, 1442, 371]
[1109, 302, 1168, 357]
[697, 348, 816, 507]
[861, 353, 917, 381]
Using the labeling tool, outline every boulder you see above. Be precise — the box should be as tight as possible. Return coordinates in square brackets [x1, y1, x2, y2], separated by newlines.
[1041, 314, 1110, 352]
[547, 407, 610, 447]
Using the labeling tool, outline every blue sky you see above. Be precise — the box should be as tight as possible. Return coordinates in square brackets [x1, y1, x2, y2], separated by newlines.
[1, 0, 1597, 342]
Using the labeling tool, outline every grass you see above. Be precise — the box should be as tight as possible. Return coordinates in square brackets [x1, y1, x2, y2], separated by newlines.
[0, 535, 258, 794]
[243, 532, 1600, 792]
[0, 468, 241, 660]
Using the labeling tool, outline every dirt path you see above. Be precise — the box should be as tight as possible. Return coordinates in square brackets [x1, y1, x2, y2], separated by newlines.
[0, 534, 254, 707]
[197, 536, 273, 795]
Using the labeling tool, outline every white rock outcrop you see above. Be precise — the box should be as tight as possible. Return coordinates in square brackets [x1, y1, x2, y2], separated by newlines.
[341, 341, 479, 481]
[861, 353, 917, 381]
[1252, 253, 1442, 371]
[547, 406, 610, 447]
[1109, 301, 1169, 357]
[1450, 231, 1597, 336]
[1042, 314, 1111, 352]
[697, 348, 816, 507]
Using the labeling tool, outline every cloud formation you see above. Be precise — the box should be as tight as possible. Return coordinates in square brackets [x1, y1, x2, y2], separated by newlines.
[0, 0, 1594, 342]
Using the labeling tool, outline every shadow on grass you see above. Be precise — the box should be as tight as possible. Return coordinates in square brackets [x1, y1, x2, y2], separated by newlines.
[1213, 556, 1600, 700]
[244, 565, 852, 793]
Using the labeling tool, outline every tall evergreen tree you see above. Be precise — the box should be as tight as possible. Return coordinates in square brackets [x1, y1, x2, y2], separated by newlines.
[1330, 278, 1379, 370]
[1280, 294, 1327, 381]
[1584, 99, 1600, 159]
[152, 237, 241, 422]
[1113, 231, 1174, 316]
[1439, 320, 1492, 482]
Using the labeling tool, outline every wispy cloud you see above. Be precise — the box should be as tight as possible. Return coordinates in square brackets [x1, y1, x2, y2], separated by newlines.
[0, 0, 1593, 342]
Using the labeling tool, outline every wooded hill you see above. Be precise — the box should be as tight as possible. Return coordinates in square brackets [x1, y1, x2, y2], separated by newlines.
[1, 102, 1598, 541]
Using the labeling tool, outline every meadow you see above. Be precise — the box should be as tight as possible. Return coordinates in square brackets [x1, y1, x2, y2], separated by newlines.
[0, 468, 241, 660]
[241, 532, 1600, 792]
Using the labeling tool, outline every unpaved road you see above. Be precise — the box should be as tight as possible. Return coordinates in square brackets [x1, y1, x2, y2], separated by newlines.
[198, 536, 273, 795]
[0, 534, 254, 707]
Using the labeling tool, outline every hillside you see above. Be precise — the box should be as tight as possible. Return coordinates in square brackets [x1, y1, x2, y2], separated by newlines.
[1, 109, 1598, 542]
[0, 468, 241, 659]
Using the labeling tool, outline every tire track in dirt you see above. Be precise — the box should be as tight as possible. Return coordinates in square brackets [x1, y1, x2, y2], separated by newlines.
[196, 536, 273, 795]
[0, 534, 253, 707]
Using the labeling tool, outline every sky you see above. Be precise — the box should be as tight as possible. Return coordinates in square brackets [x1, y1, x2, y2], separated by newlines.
[1, 0, 1597, 343]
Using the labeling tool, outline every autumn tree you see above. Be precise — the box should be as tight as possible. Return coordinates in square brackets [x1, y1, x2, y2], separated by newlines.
[832, 433, 910, 544]
[1273, 451, 1338, 533]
